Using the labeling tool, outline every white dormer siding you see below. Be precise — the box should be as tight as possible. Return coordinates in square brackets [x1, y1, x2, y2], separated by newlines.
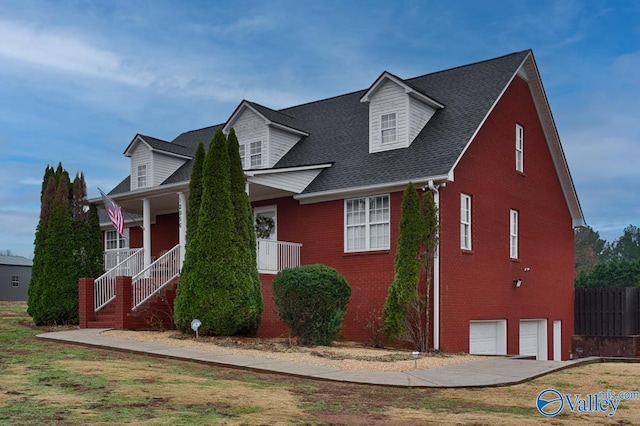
[152, 152, 187, 186]
[227, 103, 305, 170]
[369, 80, 409, 152]
[270, 127, 301, 165]
[409, 96, 437, 142]
[130, 144, 152, 190]
[128, 139, 188, 190]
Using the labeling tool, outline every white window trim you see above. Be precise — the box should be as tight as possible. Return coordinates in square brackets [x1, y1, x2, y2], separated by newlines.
[105, 228, 130, 251]
[11, 276, 19, 287]
[460, 193, 472, 250]
[510, 209, 519, 259]
[516, 124, 524, 172]
[344, 194, 390, 252]
[240, 140, 263, 169]
[137, 164, 148, 188]
[380, 112, 397, 144]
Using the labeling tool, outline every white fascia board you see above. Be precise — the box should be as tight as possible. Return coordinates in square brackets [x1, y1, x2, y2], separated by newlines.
[294, 174, 451, 204]
[361, 72, 444, 110]
[269, 121, 309, 137]
[123, 135, 151, 157]
[223, 101, 264, 134]
[244, 163, 332, 177]
[89, 181, 190, 206]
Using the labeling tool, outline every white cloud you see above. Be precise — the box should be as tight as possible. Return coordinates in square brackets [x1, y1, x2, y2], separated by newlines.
[0, 20, 155, 86]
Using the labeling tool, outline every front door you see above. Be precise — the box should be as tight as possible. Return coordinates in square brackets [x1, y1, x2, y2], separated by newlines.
[254, 206, 277, 272]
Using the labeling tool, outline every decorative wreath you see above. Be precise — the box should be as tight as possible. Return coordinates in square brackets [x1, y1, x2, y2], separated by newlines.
[255, 215, 275, 239]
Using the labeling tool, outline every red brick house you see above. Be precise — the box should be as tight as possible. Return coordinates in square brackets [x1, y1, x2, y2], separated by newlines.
[81, 50, 584, 360]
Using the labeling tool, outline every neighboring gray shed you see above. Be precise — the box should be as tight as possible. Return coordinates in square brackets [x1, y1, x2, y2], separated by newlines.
[0, 255, 32, 301]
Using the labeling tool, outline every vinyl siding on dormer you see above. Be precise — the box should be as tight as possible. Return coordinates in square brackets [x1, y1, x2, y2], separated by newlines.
[233, 109, 269, 167]
[270, 127, 302, 165]
[369, 80, 409, 153]
[409, 96, 437, 143]
[130, 144, 152, 190]
[152, 152, 187, 186]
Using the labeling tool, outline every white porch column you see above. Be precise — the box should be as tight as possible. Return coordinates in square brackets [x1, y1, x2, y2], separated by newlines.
[143, 198, 151, 268]
[178, 191, 187, 268]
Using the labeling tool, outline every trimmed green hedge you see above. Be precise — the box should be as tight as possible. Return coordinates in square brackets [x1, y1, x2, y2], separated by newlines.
[272, 264, 351, 346]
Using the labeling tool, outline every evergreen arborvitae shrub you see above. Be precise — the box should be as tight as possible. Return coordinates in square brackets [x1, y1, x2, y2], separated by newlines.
[272, 264, 351, 346]
[382, 182, 422, 341]
[174, 129, 261, 335]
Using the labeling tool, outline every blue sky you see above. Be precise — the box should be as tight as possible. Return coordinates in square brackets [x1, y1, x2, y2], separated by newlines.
[1, 0, 638, 258]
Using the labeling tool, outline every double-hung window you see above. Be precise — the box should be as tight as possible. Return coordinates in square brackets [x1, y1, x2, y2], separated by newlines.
[345, 195, 390, 251]
[105, 229, 129, 251]
[381, 113, 397, 144]
[11, 276, 19, 287]
[515, 124, 524, 172]
[510, 209, 519, 259]
[137, 164, 147, 188]
[250, 141, 262, 167]
[240, 141, 263, 168]
[460, 194, 472, 250]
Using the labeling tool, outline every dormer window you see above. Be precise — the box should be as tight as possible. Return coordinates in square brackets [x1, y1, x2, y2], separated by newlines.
[381, 113, 397, 144]
[239, 140, 263, 169]
[137, 164, 147, 187]
[250, 141, 263, 167]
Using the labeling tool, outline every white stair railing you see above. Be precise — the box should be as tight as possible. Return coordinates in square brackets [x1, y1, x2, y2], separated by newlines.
[95, 248, 144, 312]
[132, 244, 181, 312]
[103, 248, 141, 271]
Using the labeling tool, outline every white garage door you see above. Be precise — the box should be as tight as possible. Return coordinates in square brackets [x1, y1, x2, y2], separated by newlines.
[470, 321, 506, 355]
[519, 320, 538, 357]
[519, 319, 548, 360]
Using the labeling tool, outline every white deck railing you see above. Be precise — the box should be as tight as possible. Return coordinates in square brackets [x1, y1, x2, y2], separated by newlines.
[132, 244, 181, 312]
[95, 248, 144, 312]
[257, 240, 302, 274]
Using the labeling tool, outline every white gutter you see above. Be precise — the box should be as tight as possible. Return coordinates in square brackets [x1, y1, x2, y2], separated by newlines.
[427, 180, 441, 351]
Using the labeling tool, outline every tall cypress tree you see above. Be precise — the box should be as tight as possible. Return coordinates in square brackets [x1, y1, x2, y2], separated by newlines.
[36, 172, 78, 324]
[174, 129, 261, 335]
[174, 141, 206, 328]
[382, 182, 422, 341]
[28, 173, 56, 320]
[28, 165, 101, 324]
[227, 128, 262, 334]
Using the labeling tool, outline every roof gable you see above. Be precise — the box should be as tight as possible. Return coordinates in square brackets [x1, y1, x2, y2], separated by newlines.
[360, 71, 444, 109]
[223, 101, 309, 137]
[124, 134, 192, 159]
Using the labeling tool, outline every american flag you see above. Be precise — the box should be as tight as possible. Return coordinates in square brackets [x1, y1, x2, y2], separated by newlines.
[99, 188, 125, 236]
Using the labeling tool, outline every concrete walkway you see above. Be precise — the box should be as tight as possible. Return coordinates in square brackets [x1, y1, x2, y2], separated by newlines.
[37, 328, 599, 388]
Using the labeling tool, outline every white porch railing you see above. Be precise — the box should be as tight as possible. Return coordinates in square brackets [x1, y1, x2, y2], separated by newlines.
[95, 248, 144, 312]
[132, 244, 181, 312]
[104, 248, 141, 271]
[257, 240, 302, 274]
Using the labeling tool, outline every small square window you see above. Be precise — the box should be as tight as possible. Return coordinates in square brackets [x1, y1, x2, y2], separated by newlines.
[11, 276, 19, 287]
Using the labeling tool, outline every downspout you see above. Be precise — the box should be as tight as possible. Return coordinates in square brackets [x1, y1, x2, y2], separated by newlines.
[427, 180, 441, 351]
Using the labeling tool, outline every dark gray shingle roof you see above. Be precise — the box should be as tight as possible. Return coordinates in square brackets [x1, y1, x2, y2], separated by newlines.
[110, 50, 530, 196]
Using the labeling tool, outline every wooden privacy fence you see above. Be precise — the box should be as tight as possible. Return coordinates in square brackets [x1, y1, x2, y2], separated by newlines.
[575, 287, 640, 336]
